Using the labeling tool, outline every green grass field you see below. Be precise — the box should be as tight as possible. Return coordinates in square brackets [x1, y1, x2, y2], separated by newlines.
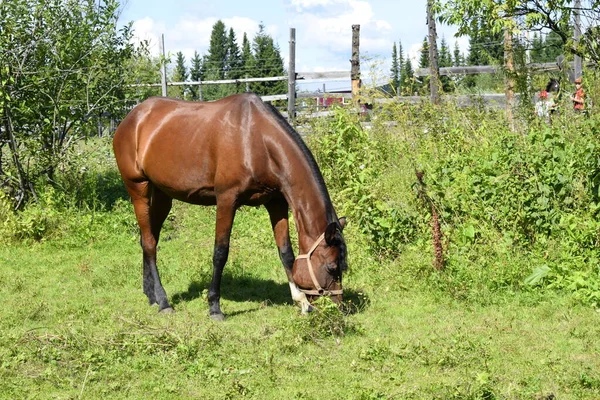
[2, 201, 600, 399]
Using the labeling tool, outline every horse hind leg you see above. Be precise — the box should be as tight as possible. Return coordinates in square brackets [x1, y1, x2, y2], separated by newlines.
[127, 180, 174, 312]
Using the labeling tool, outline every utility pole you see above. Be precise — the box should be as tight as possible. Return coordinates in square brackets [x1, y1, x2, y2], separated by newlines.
[351, 25, 361, 103]
[426, 0, 440, 104]
[574, 0, 582, 80]
[287, 28, 296, 123]
[159, 34, 168, 97]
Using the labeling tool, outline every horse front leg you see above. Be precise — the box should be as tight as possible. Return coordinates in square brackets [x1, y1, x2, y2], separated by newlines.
[209, 195, 237, 321]
[265, 199, 313, 314]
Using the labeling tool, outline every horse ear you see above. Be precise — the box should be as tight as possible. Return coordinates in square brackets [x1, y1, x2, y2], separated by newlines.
[325, 222, 338, 246]
[338, 217, 347, 230]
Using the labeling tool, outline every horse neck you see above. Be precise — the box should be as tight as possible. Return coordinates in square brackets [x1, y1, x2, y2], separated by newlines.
[273, 138, 332, 254]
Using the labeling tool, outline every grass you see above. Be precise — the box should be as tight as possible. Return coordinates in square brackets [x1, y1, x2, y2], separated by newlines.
[1, 201, 600, 399]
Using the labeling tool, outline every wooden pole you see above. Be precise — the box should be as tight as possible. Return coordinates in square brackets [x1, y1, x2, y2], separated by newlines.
[351, 25, 361, 102]
[574, 0, 582, 80]
[159, 34, 168, 97]
[504, 24, 515, 130]
[288, 28, 296, 122]
[426, 0, 440, 104]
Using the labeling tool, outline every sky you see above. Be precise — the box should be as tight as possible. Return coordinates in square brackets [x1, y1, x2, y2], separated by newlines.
[117, 0, 470, 92]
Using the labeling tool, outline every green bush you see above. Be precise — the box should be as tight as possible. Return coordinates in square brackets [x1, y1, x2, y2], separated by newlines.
[305, 93, 600, 306]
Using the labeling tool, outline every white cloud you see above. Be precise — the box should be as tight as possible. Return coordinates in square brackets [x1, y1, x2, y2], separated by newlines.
[130, 17, 165, 54]
[289, 0, 393, 68]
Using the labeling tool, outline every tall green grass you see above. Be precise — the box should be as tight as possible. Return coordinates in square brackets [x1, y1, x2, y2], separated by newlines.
[1, 92, 600, 398]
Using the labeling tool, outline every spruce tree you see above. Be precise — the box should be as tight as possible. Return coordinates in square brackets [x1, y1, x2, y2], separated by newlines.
[419, 37, 430, 68]
[453, 41, 462, 66]
[439, 37, 453, 92]
[418, 37, 429, 91]
[189, 50, 203, 100]
[398, 41, 405, 94]
[467, 27, 483, 66]
[226, 28, 243, 80]
[251, 23, 285, 96]
[402, 58, 414, 95]
[171, 51, 187, 99]
[390, 42, 400, 93]
[204, 20, 228, 100]
[241, 32, 254, 86]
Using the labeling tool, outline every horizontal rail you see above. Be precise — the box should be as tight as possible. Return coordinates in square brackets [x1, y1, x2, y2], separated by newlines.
[129, 76, 288, 87]
[128, 71, 352, 88]
[415, 61, 587, 77]
[261, 94, 288, 102]
[297, 71, 350, 80]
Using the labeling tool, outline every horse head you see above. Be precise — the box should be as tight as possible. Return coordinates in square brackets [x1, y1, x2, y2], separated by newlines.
[293, 217, 347, 304]
[546, 78, 561, 93]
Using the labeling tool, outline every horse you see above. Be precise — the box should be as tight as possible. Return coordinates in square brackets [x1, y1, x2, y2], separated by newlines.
[112, 93, 347, 320]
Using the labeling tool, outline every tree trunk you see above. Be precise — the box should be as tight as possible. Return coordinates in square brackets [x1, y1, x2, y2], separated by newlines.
[4, 112, 30, 208]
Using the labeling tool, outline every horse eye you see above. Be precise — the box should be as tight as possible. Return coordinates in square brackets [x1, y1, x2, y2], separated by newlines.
[326, 263, 337, 274]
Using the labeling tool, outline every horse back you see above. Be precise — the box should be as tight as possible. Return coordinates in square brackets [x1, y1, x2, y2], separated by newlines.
[113, 94, 292, 205]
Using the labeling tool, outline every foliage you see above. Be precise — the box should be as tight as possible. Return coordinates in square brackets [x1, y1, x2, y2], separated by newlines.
[390, 42, 401, 92]
[169, 51, 188, 99]
[438, 0, 600, 64]
[188, 51, 204, 100]
[249, 23, 286, 96]
[0, 0, 135, 208]
[1, 81, 600, 398]
[308, 106, 418, 258]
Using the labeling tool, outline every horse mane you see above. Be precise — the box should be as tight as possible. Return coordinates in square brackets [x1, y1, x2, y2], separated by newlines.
[260, 100, 338, 226]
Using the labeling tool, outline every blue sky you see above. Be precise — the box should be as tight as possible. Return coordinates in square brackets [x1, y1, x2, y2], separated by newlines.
[118, 0, 469, 91]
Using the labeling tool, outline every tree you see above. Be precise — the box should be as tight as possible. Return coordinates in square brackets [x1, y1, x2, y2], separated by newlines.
[531, 32, 545, 62]
[226, 28, 244, 95]
[418, 37, 430, 91]
[398, 41, 405, 79]
[439, 37, 454, 92]
[202, 20, 229, 100]
[226, 28, 243, 79]
[453, 41, 463, 66]
[189, 51, 203, 100]
[250, 23, 285, 96]
[0, 0, 134, 207]
[241, 32, 254, 81]
[170, 51, 188, 99]
[419, 37, 430, 69]
[205, 20, 228, 80]
[402, 58, 415, 94]
[390, 42, 401, 93]
[438, 0, 600, 64]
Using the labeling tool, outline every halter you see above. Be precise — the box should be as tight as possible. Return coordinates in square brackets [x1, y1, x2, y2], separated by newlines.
[296, 233, 343, 297]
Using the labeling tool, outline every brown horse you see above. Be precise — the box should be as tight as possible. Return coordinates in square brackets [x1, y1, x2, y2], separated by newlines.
[113, 93, 347, 320]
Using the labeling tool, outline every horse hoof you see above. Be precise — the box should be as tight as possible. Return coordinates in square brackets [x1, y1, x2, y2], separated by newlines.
[210, 313, 225, 321]
[159, 307, 175, 314]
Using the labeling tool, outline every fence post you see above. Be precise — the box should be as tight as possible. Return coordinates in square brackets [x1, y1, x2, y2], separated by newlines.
[351, 25, 361, 103]
[574, 0, 582, 80]
[159, 34, 168, 97]
[427, 0, 440, 104]
[288, 28, 296, 122]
